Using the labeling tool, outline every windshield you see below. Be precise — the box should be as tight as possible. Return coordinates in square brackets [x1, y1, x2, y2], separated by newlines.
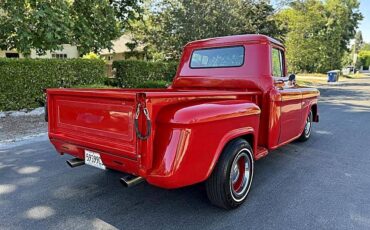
[190, 46, 245, 68]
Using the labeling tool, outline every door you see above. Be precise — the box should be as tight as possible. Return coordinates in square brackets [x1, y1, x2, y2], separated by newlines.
[271, 48, 303, 144]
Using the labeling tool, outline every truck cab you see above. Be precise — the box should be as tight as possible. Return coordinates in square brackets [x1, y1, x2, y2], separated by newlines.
[47, 34, 319, 209]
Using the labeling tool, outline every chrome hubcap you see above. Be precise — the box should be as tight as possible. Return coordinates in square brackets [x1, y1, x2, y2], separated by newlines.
[304, 112, 312, 137]
[230, 151, 251, 197]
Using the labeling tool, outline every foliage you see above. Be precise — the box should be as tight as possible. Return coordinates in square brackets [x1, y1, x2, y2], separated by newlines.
[0, 59, 105, 111]
[0, 0, 141, 56]
[109, 0, 143, 24]
[70, 0, 122, 55]
[82, 52, 102, 60]
[73, 83, 116, 88]
[129, 0, 285, 59]
[125, 42, 138, 52]
[362, 43, 370, 51]
[113, 60, 177, 87]
[342, 31, 365, 67]
[341, 50, 352, 67]
[104, 77, 120, 87]
[136, 80, 170, 88]
[277, 0, 362, 73]
[124, 51, 145, 60]
[357, 51, 370, 68]
[0, 0, 72, 56]
[354, 31, 364, 53]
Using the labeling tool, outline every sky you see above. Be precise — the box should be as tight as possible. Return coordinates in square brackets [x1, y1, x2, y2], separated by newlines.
[359, 0, 370, 42]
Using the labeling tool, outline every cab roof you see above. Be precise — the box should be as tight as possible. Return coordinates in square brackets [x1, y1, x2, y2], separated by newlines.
[185, 34, 283, 48]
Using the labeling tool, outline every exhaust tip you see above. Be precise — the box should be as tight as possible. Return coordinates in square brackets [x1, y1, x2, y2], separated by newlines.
[120, 175, 144, 187]
[66, 158, 85, 168]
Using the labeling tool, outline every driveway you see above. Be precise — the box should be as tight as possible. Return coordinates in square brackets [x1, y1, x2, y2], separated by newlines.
[1, 76, 370, 230]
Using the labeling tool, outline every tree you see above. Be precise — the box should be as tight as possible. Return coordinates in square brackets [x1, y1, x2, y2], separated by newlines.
[277, 0, 362, 73]
[362, 43, 370, 51]
[109, 0, 143, 25]
[354, 31, 364, 53]
[70, 0, 122, 54]
[244, 1, 287, 39]
[276, 0, 327, 72]
[0, 0, 72, 55]
[357, 51, 370, 69]
[130, 0, 285, 59]
[0, 0, 141, 56]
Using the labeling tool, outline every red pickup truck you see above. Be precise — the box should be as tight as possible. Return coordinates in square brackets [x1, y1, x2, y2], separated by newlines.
[47, 34, 319, 209]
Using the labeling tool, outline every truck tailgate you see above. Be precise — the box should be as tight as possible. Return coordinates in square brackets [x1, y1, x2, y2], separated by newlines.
[47, 89, 138, 159]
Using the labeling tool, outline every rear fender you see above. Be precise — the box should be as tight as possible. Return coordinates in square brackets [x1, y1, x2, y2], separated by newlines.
[146, 100, 260, 189]
[209, 127, 257, 176]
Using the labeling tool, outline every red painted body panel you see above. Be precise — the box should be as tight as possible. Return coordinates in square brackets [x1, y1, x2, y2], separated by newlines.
[47, 34, 319, 189]
[147, 100, 260, 188]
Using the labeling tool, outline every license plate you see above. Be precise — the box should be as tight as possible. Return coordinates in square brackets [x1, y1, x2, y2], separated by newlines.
[85, 150, 106, 170]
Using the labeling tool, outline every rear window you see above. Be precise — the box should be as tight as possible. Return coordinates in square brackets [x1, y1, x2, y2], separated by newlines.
[190, 46, 245, 68]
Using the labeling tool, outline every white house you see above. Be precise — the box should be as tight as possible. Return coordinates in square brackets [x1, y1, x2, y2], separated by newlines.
[30, 44, 79, 59]
[0, 34, 142, 60]
[99, 34, 144, 63]
[0, 44, 80, 59]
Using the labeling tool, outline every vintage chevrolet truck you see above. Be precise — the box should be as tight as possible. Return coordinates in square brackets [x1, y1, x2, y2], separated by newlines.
[46, 34, 319, 209]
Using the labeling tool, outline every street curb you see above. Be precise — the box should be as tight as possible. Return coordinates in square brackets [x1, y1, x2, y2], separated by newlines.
[0, 133, 48, 148]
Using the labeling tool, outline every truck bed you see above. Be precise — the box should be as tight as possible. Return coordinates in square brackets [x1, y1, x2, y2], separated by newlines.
[47, 88, 260, 176]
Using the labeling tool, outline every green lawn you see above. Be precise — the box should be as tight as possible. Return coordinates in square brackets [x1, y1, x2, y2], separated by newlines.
[297, 72, 367, 86]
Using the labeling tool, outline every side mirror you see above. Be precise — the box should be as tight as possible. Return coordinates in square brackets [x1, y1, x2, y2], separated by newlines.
[288, 74, 296, 82]
[288, 74, 297, 86]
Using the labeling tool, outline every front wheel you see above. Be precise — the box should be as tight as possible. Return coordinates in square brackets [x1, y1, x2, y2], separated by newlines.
[205, 138, 254, 209]
[298, 110, 313, 142]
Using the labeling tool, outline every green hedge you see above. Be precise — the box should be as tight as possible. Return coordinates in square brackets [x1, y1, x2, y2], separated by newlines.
[136, 80, 170, 88]
[0, 58, 105, 111]
[113, 60, 178, 88]
[358, 51, 370, 68]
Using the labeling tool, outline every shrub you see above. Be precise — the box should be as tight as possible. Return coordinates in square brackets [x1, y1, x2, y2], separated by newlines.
[73, 84, 116, 88]
[0, 58, 105, 111]
[113, 60, 178, 88]
[104, 77, 120, 87]
[124, 51, 145, 60]
[358, 51, 370, 69]
[82, 52, 101, 60]
[136, 80, 170, 88]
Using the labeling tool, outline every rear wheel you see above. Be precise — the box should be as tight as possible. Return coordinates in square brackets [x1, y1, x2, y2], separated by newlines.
[205, 138, 254, 209]
[298, 110, 313, 142]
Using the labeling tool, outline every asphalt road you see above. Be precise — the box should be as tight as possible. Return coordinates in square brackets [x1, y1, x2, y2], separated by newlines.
[1, 76, 370, 230]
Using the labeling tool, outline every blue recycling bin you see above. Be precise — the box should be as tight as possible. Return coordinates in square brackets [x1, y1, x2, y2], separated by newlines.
[327, 70, 339, 82]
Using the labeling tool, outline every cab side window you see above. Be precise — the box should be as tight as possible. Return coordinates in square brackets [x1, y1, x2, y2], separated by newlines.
[272, 48, 283, 77]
